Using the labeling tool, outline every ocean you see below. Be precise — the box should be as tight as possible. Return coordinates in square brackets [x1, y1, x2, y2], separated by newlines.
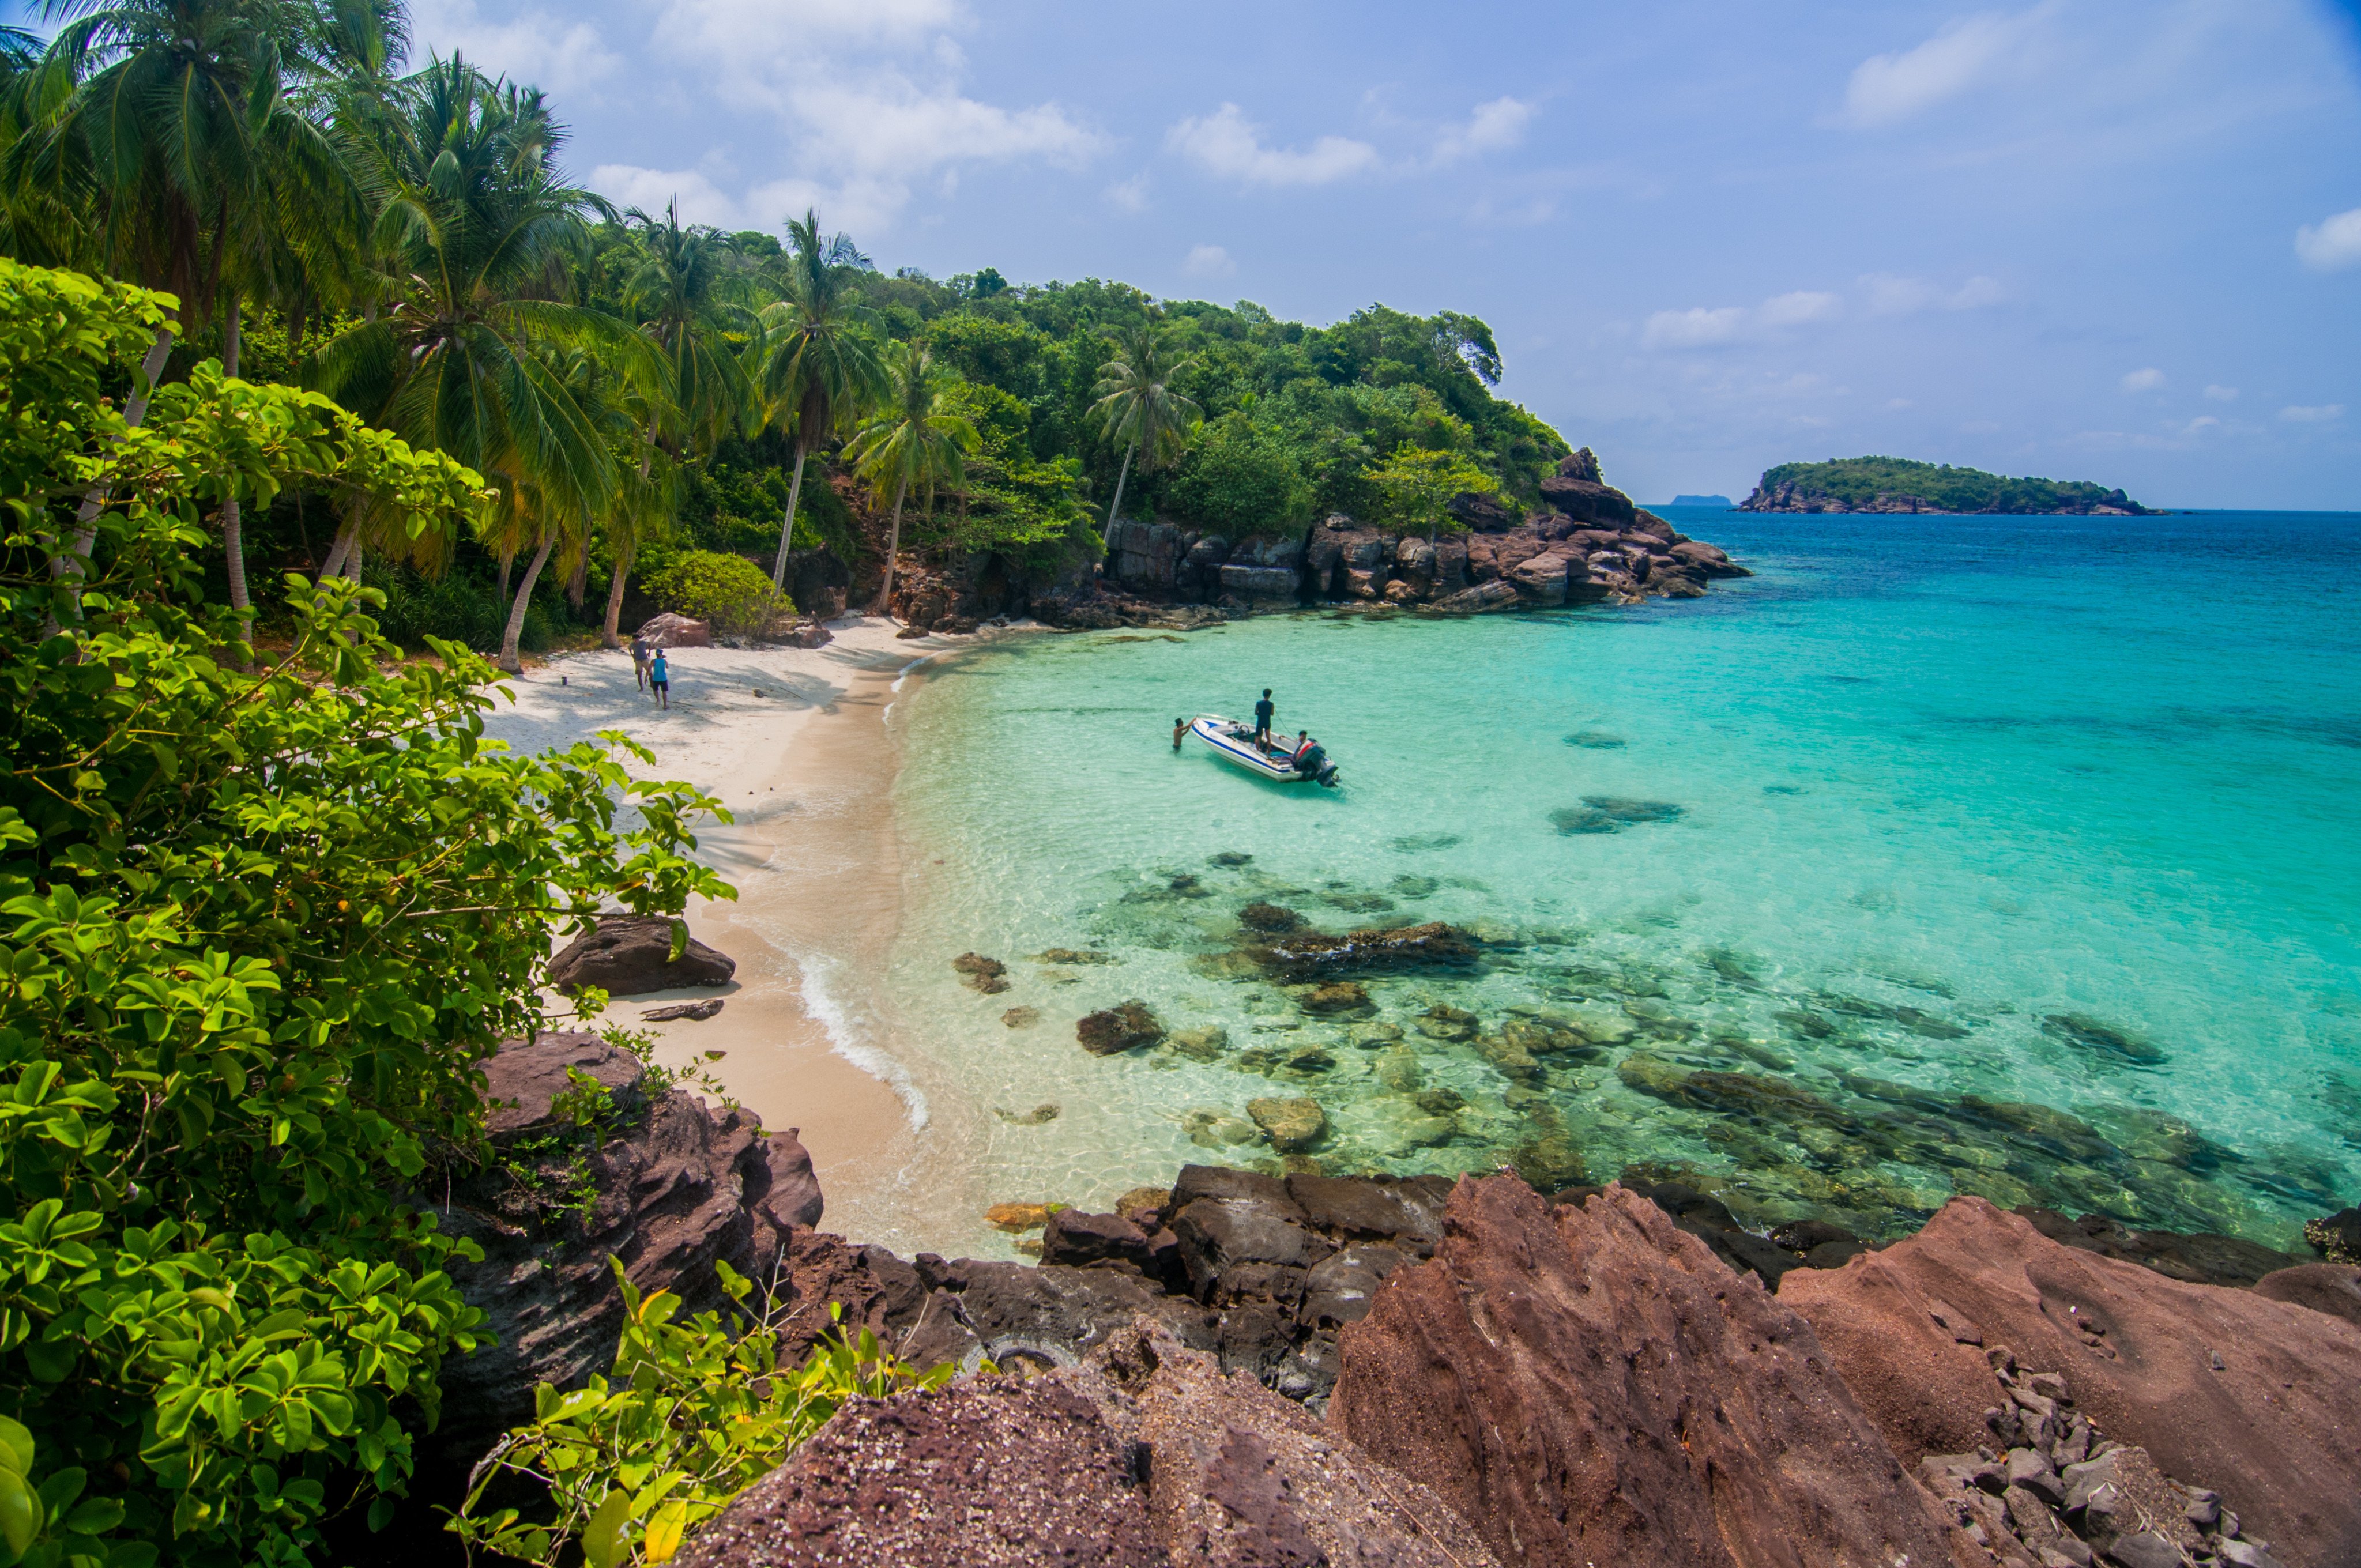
[844, 508, 2360, 1259]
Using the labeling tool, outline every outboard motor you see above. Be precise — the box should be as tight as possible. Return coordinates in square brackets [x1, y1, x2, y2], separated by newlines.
[1313, 759, 1339, 788]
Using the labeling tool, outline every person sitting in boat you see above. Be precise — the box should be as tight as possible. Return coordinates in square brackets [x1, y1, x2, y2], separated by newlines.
[1285, 730, 1308, 761]
[1296, 738, 1327, 776]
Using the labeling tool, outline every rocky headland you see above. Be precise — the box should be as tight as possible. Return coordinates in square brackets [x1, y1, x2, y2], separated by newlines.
[399, 1025, 2361, 1568]
[878, 448, 1749, 635]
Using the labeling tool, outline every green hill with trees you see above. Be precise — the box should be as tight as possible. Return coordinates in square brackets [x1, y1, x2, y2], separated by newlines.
[1740, 457, 2151, 515]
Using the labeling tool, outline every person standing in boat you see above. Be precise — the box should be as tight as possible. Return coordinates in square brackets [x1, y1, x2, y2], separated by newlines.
[1253, 689, 1275, 747]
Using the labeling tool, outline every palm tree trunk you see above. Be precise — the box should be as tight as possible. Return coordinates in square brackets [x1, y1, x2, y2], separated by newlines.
[497, 546, 514, 613]
[219, 296, 252, 644]
[603, 544, 634, 648]
[318, 519, 357, 583]
[50, 322, 176, 616]
[500, 533, 555, 674]
[1104, 443, 1135, 535]
[872, 477, 910, 616]
[772, 443, 810, 590]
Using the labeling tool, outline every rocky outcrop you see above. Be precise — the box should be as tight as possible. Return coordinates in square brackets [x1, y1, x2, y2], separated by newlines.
[1330, 1177, 1956, 1568]
[1781, 1196, 2361, 1566]
[635, 611, 712, 647]
[776, 546, 850, 621]
[426, 1032, 820, 1458]
[678, 1318, 1500, 1568]
[547, 914, 736, 996]
[1023, 449, 1745, 631]
[2254, 1261, 2361, 1328]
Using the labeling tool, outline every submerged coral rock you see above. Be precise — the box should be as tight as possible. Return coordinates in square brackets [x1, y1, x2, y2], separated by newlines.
[1415, 1002, 1480, 1041]
[952, 951, 1010, 993]
[1078, 1000, 1166, 1054]
[1035, 947, 1120, 965]
[1298, 981, 1372, 1015]
[986, 1202, 1059, 1234]
[1000, 1005, 1040, 1028]
[1332, 1178, 1953, 1568]
[1549, 795, 1685, 835]
[2304, 1205, 2361, 1264]
[1247, 1096, 1328, 1153]
[1250, 921, 1483, 980]
[1782, 1195, 2361, 1566]
[1238, 901, 1304, 933]
[2040, 1011, 2168, 1065]
[547, 915, 735, 996]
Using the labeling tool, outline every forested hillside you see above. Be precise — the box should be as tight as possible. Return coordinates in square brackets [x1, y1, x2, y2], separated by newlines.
[1741, 456, 2151, 515]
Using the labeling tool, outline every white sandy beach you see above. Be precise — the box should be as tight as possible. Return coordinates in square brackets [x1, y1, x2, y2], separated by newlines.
[480, 615, 1006, 1237]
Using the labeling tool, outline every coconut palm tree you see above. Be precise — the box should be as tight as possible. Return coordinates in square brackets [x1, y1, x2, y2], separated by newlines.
[842, 342, 975, 617]
[1089, 320, 1200, 534]
[756, 207, 884, 591]
[605, 198, 758, 643]
[25, 0, 355, 615]
[313, 54, 637, 607]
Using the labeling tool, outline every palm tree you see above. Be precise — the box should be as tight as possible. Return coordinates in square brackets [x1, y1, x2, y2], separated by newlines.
[607, 198, 757, 643]
[756, 208, 884, 592]
[1089, 321, 1200, 534]
[486, 342, 640, 672]
[314, 55, 637, 621]
[26, 0, 354, 616]
[842, 342, 975, 617]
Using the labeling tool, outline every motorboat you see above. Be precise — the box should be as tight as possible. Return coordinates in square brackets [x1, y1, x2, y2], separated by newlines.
[1189, 714, 1340, 787]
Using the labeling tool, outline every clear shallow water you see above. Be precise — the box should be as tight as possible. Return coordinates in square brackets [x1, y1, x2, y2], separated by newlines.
[874, 509, 2361, 1257]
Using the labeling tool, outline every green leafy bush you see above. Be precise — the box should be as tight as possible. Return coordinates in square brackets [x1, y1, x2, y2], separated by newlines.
[1367, 443, 1497, 535]
[450, 1262, 953, 1568]
[1165, 420, 1311, 536]
[642, 550, 793, 636]
[362, 561, 556, 653]
[0, 259, 733, 1566]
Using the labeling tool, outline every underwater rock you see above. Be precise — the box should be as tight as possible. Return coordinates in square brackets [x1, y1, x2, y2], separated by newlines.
[953, 952, 1010, 994]
[1297, 981, 1372, 1016]
[2041, 1012, 2168, 1066]
[1238, 902, 1304, 933]
[1350, 1021, 1405, 1047]
[1078, 1001, 1166, 1055]
[1499, 1014, 1607, 1058]
[1181, 1110, 1264, 1149]
[1001, 1005, 1041, 1028]
[1549, 795, 1686, 835]
[1250, 921, 1483, 980]
[1391, 874, 1440, 897]
[1114, 1187, 1170, 1223]
[1562, 729, 1627, 749]
[995, 1103, 1061, 1126]
[1035, 947, 1120, 966]
[1167, 1024, 1230, 1061]
[1477, 1035, 1543, 1085]
[1208, 851, 1253, 867]
[1321, 891, 1396, 914]
[2305, 1207, 2361, 1264]
[1388, 832, 1466, 852]
[1247, 1096, 1329, 1153]
[1415, 1003, 1481, 1042]
[988, 1202, 1060, 1233]
[2012, 1206, 2301, 1286]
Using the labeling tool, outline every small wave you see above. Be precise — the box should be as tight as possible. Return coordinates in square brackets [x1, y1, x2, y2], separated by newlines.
[794, 948, 930, 1131]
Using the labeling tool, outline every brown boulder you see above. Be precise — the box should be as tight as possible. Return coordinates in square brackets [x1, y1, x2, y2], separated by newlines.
[672, 1375, 1165, 1568]
[1781, 1196, 2361, 1566]
[547, 914, 736, 996]
[1331, 1177, 1952, 1568]
[2254, 1262, 2361, 1329]
[635, 611, 713, 647]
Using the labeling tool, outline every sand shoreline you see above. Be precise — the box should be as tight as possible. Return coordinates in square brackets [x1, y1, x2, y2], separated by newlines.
[483, 615, 1015, 1239]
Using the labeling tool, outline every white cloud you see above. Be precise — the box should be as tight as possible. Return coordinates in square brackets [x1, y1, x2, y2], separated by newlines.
[639, 0, 1103, 234]
[1167, 104, 1379, 187]
[1433, 97, 1532, 163]
[1182, 244, 1236, 279]
[1841, 6, 2053, 129]
[1758, 290, 1843, 327]
[410, 0, 619, 95]
[2295, 207, 2361, 272]
[1104, 173, 1150, 213]
[591, 165, 743, 227]
[2280, 403, 2345, 422]
[2120, 367, 2166, 393]
[2180, 414, 2221, 435]
[1860, 273, 2006, 314]
[1641, 288, 1844, 350]
[1642, 306, 1748, 350]
[2204, 384, 2239, 401]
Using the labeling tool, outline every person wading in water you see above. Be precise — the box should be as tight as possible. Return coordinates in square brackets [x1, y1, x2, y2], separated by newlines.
[1173, 717, 1187, 751]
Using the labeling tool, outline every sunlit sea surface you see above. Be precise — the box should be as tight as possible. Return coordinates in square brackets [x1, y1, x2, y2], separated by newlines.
[859, 508, 2360, 1258]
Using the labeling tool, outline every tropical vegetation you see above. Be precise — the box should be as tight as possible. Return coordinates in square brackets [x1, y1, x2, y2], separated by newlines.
[1747, 456, 2151, 515]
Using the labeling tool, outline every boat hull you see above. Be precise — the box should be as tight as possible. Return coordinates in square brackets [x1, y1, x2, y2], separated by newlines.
[1189, 715, 1338, 786]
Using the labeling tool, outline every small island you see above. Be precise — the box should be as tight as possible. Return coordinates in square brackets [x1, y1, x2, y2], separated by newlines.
[1740, 456, 2152, 516]
[1668, 493, 1734, 507]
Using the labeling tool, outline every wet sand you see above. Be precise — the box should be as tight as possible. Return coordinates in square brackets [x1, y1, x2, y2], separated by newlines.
[481, 616, 1012, 1236]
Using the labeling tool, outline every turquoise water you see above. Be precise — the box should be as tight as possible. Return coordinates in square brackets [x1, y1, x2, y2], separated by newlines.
[871, 510, 2361, 1258]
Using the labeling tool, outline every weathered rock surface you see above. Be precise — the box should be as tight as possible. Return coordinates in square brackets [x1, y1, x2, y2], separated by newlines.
[427, 1034, 819, 1458]
[1330, 1176, 1955, 1568]
[1079, 1000, 1166, 1054]
[2253, 1261, 2361, 1328]
[1782, 1196, 2361, 1566]
[1246, 919, 1482, 980]
[672, 1375, 1168, 1568]
[547, 914, 735, 996]
[635, 611, 713, 647]
[2013, 1203, 2302, 1286]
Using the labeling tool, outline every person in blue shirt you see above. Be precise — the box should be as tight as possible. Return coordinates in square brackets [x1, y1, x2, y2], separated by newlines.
[1252, 688, 1275, 746]
[649, 650, 671, 710]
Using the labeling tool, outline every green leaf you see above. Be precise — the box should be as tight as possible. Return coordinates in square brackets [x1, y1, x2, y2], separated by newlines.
[579, 1489, 632, 1568]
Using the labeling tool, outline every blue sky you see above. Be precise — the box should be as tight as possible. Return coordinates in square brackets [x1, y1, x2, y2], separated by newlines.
[22, 0, 2361, 506]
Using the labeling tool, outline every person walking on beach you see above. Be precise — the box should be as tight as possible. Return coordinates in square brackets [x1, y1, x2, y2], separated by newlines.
[649, 650, 671, 710]
[630, 632, 652, 691]
[1173, 717, 1188, 751]
[1253, 688, 1275, 746]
